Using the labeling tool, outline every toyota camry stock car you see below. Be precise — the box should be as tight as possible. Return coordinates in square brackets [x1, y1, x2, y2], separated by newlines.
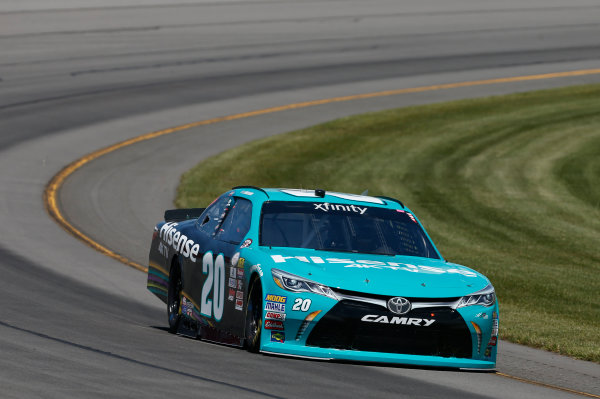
[147, 187, 499, 369]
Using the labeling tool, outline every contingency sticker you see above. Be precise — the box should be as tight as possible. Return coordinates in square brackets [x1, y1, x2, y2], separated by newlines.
[270, 331, 285, 343]
[264, 320, 284, 330]
[235, 298, 243, 311]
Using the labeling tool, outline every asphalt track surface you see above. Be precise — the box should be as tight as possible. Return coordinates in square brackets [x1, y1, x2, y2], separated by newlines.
[1, 1, 599, 398]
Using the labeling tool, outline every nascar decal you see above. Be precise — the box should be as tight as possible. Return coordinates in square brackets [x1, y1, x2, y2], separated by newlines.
[396, 209, 417, 223]
[159, 222, 200, 262]
[361, 315, 435, 326]
[265, 294, 286, 312]
[270, 255, 477, 277]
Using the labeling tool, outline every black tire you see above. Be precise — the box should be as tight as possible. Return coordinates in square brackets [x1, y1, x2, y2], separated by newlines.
[245, 279, 262, 352]
[167, 261, 182, 334]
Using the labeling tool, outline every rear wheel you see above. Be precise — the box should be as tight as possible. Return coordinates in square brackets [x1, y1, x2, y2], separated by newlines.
[167, 261, 182, 334]
[245, 279, 262, 352]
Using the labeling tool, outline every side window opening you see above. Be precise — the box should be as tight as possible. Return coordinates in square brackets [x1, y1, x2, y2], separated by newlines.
[196, 194, 233, 235]
[216, 198, 253, 245]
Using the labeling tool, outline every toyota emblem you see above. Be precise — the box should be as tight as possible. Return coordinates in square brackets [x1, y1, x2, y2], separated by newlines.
[387, 297, 411, 315]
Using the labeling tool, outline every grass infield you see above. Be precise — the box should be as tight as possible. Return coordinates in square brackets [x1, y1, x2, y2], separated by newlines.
[177, 84, 600, 362]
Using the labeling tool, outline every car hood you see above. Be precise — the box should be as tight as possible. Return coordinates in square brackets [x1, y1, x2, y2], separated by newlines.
[255, 247, 489, 298]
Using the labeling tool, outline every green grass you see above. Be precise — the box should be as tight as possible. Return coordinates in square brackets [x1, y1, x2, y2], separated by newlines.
[177, 84, 600, 362]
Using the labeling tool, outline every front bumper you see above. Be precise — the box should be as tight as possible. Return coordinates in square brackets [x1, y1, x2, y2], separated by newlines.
[261, 343, 496, 369]
[259, 288, 499, 369]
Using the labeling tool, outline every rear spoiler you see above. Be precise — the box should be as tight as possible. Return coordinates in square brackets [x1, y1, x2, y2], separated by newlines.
[164, 208, 205, 222]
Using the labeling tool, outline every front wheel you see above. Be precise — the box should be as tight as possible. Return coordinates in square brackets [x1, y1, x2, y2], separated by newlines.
[245, 279, 262, 352]
[167, 262, 182, 334]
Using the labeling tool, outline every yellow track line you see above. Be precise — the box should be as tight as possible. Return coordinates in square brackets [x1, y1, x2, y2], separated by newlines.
[43, 67, 600, 398]
[43, 68, 600, 274]
[496, 372, 600, 398]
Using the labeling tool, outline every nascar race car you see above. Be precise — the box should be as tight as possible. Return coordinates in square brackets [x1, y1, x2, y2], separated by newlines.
[147, 187, 499, 369]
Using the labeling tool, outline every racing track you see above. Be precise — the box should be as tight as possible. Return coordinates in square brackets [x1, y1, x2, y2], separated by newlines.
[1, 1, 599, 398]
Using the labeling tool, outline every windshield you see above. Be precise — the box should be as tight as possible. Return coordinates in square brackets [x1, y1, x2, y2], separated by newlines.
[260, 201, 439, 259]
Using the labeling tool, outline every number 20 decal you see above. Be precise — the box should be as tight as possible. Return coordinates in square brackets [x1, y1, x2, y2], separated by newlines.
[292, 298, 311, 312]
[201, 252, 225, 321]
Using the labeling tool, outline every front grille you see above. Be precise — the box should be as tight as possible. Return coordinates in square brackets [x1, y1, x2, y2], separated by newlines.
[306, 300, 472, 358]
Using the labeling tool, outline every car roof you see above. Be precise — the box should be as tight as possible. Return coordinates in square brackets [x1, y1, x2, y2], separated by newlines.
[232, 186, 405, 210]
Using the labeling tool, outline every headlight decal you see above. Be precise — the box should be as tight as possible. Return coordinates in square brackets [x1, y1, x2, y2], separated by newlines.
[470, 321, 482, 353]
[271, 269, 338, 300]
[457, 284, 496, 308]
[296, 310, 322, 341]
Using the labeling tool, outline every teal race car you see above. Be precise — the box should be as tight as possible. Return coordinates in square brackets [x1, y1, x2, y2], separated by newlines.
[147, 187, 499, 369]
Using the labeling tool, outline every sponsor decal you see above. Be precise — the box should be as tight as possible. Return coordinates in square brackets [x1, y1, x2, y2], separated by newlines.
[159, 222, 201, 262]
[228, 288, 235, 301]
[484, 346, 492, 358]
[264, 320, 284, 330]
[488, 336, 497, 346]
[295, 310, 322, 340]
[270, 255, 478, 277]
[229, 267, 237, 278]
[236, 290, 244, 300]
[228, 278, 236, 288]
[361, 315, 435, 327]
[238, 258, 245, 268]
[231, 252, 240, 267]
[240, 239, 252, 248]
[270, 331, 285, 343]
[265, 294, 287, 303]
[491, 311, 499, 337]
[237, 268, 245, 279]
[181, 297, 193, 317]
[313, 202, 367, 215]
[157, 241, 169, 258]
[265, 302, 286, 312]
[237, 280, 243, 290]
[265, 311, 286, 321]
[240, 190, 254, 196]
[251, 264, 263, 277]
[475, 312, 489, 319]
[235, 298, 243, 311]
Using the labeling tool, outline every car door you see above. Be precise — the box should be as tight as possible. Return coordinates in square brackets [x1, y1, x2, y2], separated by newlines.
[186, 194, 253, 343]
